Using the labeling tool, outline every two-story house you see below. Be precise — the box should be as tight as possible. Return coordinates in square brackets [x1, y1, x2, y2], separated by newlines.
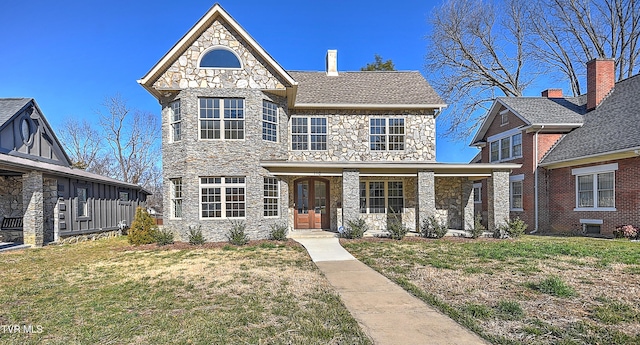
[472, 58, 640, 236]
[138, 4, 518, 241]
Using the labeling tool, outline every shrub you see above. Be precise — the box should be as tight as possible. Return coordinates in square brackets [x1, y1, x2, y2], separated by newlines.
[155, 228, 174, 246]
[470, 214, 486, 239]
[506, 217, 528, 238]
[127, 207, 159, 245]
[613, 225, 638, 239]
[420, 215, 448, 239]
[387, 218, 409, 240]
[188, 226, 206, 245]
[227, 220, 249, 246]
[269, 223, 288, 241]
[340, 218, 368, 239]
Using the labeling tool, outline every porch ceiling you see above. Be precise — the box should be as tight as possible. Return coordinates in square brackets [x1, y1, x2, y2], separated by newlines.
[260, 161, 521, 177]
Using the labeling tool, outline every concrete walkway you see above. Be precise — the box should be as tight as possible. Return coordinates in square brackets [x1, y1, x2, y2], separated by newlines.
[292, 232, 488, 345]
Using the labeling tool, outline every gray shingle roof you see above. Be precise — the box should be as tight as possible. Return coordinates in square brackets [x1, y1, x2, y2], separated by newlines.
[499, 95, 586, 125]
[288, 71, 445, 107]
[0, 98, 31, 127]
[541, 74, 640, 164]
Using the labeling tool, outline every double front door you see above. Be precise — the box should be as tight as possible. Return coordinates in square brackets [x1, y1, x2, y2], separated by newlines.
[294, 178, 329, 229]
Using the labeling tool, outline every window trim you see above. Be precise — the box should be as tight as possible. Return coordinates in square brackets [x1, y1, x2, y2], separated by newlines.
[509, 174, 524, 211]
[199, 98, 245, 141]
[500, 110, 509, 126]
[262, 100, 278, 143]
[74, 184, 91, 219]
[197, 45, 243, 70]
[199, 177, 246, 220]
[290, 116, 328, 151]
[170, 178, 183, 219]
[369, 117, 406, 151]
[263, 177, 280, 218]
[169, 100, 181, 142]
[359, 180, 405, 214]
[488, 128, 523, 162]
[572, 164, 617, 211]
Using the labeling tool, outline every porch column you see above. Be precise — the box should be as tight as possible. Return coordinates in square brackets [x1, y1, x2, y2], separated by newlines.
[342, 169, 360, 225]
[417, 170, 435, 228]
[487, 170, 510, 231]
[22, 171, 44, 247]
[462, 179, 474, 230]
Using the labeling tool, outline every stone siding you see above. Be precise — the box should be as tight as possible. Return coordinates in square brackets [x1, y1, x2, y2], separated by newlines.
[434, 177, 473, 230]
[0, 176, 22, 219]
[22, 171, 44, 246]
[43, 178, 57, 243]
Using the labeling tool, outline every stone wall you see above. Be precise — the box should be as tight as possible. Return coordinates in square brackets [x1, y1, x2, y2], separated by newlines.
[58, 229, 121, 245]
[0, 176, 22, 219]
[22, 171, 43, 247]
[289, 109, 436, 162]
[43, 178, 57, 243]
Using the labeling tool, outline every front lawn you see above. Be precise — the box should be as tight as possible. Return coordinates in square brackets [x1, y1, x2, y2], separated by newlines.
[342, 235, 640, 345]
[0, 238, 371, 345]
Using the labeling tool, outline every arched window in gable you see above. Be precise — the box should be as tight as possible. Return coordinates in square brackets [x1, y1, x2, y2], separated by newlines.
[199, 47, 242, 68]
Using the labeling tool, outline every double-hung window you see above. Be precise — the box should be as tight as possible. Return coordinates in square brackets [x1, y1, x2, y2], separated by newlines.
[170, 100, 181, 142]
[199, 98, 244, 140]
[262, 100, 278, 142]
[263, 177, 279, 217]
[572, 164, 617, 211]
[291, 117, 327, 150]
[170, 178, 183, 219]
[370, 118, 405, 151]
[509, 175, 524, 210]
[200, 177, 246, 218]
[359, 181, 404, 214]
[489, 130, 522, 162]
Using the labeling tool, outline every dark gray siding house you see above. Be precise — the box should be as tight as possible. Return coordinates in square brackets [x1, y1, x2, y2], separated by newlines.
[0, 98, 148, 247]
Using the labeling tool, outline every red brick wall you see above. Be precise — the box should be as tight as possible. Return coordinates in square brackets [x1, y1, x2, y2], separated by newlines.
[586, 59, 615, 111]
[547, 156, 640, 235]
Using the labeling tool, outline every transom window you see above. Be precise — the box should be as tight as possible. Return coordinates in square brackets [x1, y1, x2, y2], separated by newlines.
[264, 177, 279, 217]
[370, 118, 405, 151]
[572, 164, 617, 211]
[490, 132, 522, 162]
[262, 100, 278, 142]
[199, 98, 244, 140]
[359, 181, 404, 214]
[199, 47, 241, 68]
[200, 177, 246, 218]
[291, 117, 327, 150]
[170, 178, 183, 219]
[170, 100, 181, 142]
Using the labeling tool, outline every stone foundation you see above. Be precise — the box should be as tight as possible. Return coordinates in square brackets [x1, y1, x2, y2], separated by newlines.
[57, 230, 121, 245]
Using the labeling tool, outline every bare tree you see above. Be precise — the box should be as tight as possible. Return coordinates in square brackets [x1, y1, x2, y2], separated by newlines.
[58, 118, 112, 173]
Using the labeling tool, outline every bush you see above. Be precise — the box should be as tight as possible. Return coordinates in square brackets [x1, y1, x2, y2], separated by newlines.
[227, 220, 249, 246]
[506, 217, 528, 238]
[269, 223, 288, 241]
[128, 207, 159, 245]
[470, 214, 486, 239]
[155, 228, 174, 246]
[340, 218, 368, 239]
[188, 226, 206, 245]
[420, 215, 448, 239]
[613, 225, 638, 239]
[387, 218, 409, 240]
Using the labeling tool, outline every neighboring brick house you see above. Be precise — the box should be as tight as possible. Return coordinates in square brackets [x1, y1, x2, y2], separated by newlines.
[0, 98, 148, 247]
[471, 58, 640, 236]
[138, 4, 518, 242]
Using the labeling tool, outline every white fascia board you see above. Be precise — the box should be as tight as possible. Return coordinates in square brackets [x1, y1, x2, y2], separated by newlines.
[293, 103, 447, 110]
[571, 163, 618, 176]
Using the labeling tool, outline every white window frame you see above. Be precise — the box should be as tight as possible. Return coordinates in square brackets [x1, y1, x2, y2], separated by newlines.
[199, 177, 246, 219]
[488, 128, 523, 162]
[369, 117, 405, 151]
[359, 180, 404, 214]
[509, 174, 524, 211]
[500, 110, 509, 126]
[572, 163, 617, 211]
[197, 45, 244, 70]
[290, 116, 327, 151]
[170, 178, 183, 219]
[473, 183, 482, 203]
[199, 98, 245, 141]
[262, 100, 278, 143]
[169, 100, 181, 142]
[263, 177, 279, 218]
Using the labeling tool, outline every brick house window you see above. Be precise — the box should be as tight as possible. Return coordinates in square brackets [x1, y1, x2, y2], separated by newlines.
[510, 174, 524, 210]
[199, 98, 244, 140]
[489, 130, 522, 162]
[200, 177, 246, 218]
[263, 177, 279, 217]
[359, 181, 404, 214]
[170, 178, 183, 219]
[572, 163, 617, 211]
[370, 118, 405, 151]
[500, 111, 509, 125]
[262, 100, 278, 142]
[170, 100, 181, 142]
[291, 117, 327, 150]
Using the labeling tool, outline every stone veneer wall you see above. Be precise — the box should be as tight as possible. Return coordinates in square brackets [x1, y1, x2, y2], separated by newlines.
[434, 177, 474, 230]
[43, 178, 57, 243]
[0, 176, 23, 219]
[289, 109, 436, 162]
[22, 171, 43, 246]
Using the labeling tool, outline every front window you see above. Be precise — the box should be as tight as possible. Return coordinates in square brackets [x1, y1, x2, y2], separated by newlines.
[576, 171, 615, 209]
[264, 177, 279, 217]
[291, 117, 327, 150]
[359, 181, 404, 214]
[490, 132, 522, 162]
[370, 118, 405, 151]
[170, 100, 181, 142]
[200, 177, 246, 218]
[490, 141, 499, 162]
[510, 180, 523, 210]
[199, 98, 244, 140]
[170, 178, 183, 219]
[77, 187, 88, 217]
[119, 191, 130, 202]
[262, 100, 278, 142]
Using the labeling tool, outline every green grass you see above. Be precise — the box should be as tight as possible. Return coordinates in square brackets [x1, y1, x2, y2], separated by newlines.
[0, 237, 371, 345]
[525, 275, 577, 297]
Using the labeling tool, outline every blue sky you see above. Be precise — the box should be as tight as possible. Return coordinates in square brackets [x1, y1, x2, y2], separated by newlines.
[0, 0, 481, 162]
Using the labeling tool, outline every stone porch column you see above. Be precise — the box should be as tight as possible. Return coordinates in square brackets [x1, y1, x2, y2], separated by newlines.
[342, 169, 360, 226]
[462, 179, 474, 230]
[417, 170, 435, 229]
[22, 171, 44, 247]
[487, 170, 510, 231]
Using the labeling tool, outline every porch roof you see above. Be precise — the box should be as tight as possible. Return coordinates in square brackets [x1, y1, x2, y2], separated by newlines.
[260, 161, 520, 177]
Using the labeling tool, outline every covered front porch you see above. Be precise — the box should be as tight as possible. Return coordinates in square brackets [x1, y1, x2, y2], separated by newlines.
[261, 161, 519, 234]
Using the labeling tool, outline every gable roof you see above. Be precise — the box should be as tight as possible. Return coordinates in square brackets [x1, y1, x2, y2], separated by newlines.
[0, 98, 31, 128]
[540, 74, 640, 166]
[471, 95, 586, 145]
[288, 71, 446, 109]
[138, 3, 297, 99]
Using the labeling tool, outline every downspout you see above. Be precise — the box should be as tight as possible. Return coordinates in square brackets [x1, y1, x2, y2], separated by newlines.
[532, 126, 544, 234]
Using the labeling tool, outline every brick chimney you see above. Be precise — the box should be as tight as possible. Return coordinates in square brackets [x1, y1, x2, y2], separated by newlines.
[541, 89, 563, 98]
[326, 50, 338, 76]
[587, 58, 615, 110]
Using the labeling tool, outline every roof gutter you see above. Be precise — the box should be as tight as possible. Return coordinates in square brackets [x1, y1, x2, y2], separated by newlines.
[539, 146, 640, 169]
